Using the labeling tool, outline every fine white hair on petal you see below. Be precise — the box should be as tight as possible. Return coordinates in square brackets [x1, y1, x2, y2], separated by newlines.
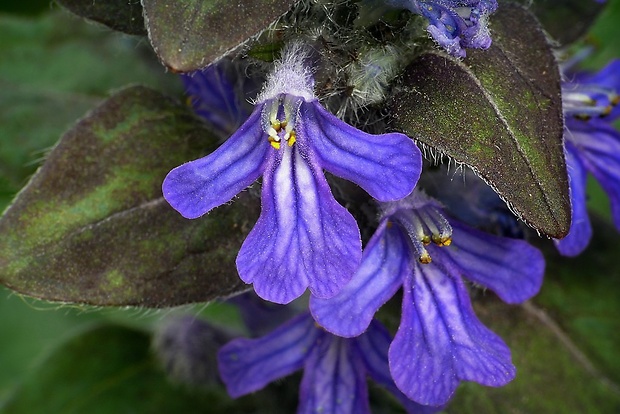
[256, 41, 316, 103]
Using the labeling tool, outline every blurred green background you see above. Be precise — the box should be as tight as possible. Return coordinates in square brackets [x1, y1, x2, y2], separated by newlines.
[0, 0, 619, 413]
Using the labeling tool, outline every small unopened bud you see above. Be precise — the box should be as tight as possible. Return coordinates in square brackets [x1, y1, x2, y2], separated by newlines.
[153, 316, 232, 387]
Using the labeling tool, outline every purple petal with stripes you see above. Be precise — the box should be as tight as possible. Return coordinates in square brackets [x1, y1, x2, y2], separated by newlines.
[389, 260, 515, 406]
[217, 313, 318, 397]
[310, 221, 408, 336]
[555, 142, 592, 256]
[298, 333, 370, 414]
[304, 101, 421, 202]
[443, 221, 544, 304]
[236, 141, 361, 304]
[162, 107, 269, 219]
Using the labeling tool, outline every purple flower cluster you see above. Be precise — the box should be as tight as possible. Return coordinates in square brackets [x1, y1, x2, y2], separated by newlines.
[555, 59, 620, 256]
[159, 36, 620, 412]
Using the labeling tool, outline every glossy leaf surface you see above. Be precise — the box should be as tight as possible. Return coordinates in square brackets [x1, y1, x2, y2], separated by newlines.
[142, 0, 298, 72]
[390, 3, 570, 238]
[0, 86, 259, 307]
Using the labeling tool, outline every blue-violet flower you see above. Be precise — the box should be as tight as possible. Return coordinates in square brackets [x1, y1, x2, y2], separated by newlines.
[387, 0, 497, 57]
[311, 191, 545, 405]
[556, 59, 620, 256]
[218, 312, 439, 414]
[182, 62, 254, 136]
[163, 42, 422, 304]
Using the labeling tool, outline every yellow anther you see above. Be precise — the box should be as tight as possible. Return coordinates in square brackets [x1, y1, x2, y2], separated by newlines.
[281, 120, 288, 129]
[271, 120, 282, 132]
[432, 234, 452, 247]
[575, 114, 591, 121]
[268, 136, 281, 150]
[288, 130, 297, 147]
[601, 106, 612, 117]
[421, 235, 431, 246]
[612, 95, 620, 106]
[419, 252, 432, 264]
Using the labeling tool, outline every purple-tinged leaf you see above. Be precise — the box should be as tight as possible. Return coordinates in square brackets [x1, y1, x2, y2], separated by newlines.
[390, 3, 570, 238]
[0, 86, 259, 307]
[142, 0, 299, 72]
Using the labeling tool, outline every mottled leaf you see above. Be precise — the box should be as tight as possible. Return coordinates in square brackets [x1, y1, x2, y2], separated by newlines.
[390, 3, 569, 238]
[0, 11, 179, 209]
[55, 0, 147, 35]
[0, 86, 260, 307]
[142, 0, 298, 72]
[511, 0, 606, 45]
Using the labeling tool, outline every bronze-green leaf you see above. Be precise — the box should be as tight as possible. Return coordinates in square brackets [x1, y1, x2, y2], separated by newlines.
[390, 3, 570, 238]
[0, 86, 259, 307]
[55, 0, 147, 35]
[142, 0, 298, 72]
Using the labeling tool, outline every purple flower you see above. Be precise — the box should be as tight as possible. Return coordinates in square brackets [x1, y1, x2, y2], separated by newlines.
[181, 62, 254, 136]
[387, 0, 497, 57]
[556, 59, 620, 256]
[163, 42, 422, 304]
[311, 191, 545, 406]
[218, 312, 439, 414]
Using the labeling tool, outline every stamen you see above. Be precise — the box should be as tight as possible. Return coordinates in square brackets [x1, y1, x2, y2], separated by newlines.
[262, 95, 302, 149]
[563, 84, 619, 119]
[288, 130, 296, 147]
[393, 202, 453, 264]
[268, 136, 281, 150]
[419, 251, 432, 264]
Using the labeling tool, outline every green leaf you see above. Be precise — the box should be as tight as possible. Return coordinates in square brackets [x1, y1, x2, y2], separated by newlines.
[390, 3, 569, 238]
[577, 0, 620, 70]
[444, 296, 620, 413]
[535, 215, 620, 386]
[1, 323, 302, 413]
[0, 86, 259, 307]
[142, 0, 298, 72]
[1, 324, 226, 414]
[444, 217, 620, 413]
[0, 11, 179, 210]
[510, 0, 606, 45]
[55, 0, 147, 35]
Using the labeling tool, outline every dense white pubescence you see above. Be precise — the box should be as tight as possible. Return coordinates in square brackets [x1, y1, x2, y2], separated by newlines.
[256, 41, 316, 103]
